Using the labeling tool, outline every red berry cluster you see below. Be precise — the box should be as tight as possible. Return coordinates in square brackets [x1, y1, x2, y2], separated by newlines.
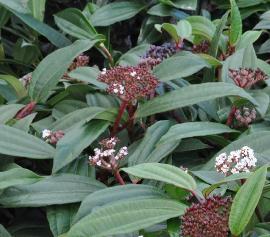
[181, 196, 232, 237]
[229, 68, 267, 89]
[192, 40, 210, 54]
[234, 106, 256, 127]
[98, 66, 159, 102]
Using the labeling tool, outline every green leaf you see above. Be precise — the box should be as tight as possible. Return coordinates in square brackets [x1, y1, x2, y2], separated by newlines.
[49, 107, 106, 131]
[153, 52, 210, 82]
[74, 184, 167, 223]
[90, 1, 145, 27]
[47, 204, 78, 237]
[0, 163, 42, 190]
[13, 113, 37, 132]
[160, 0, 197, 10]
[54, 8, 100, 40]
[0, 225, 11, 237]
[159, 23, 179, 42]
[0, 74, 27, 99]
[0, 174, 105, 207]
[242, 44, 257, 69]
[68, 67, 106, 89]
[229, 166, 267, 236]
[176, 20, 192, 39]
[128, 120, 178, 166]
[28, 0, 46, 21]
[0, 0, 30, 14]
[237, 30, 262, 50]
[159, 122, 238, 144]
[135, 82, 258, 118]
[0, 104, 23, 124]
[0, 125, 55, 159]
[53, 120, 109, 173]
[29, 40, 97, 103]
[229, 0, 242, 45]
[68, 198, 186, 237]
[122, 163, 197, 191]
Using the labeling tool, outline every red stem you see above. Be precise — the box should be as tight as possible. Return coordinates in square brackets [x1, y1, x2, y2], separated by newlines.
[112, 101, 128, 136]
[15, 101, 36, 120]
[226, 106, 237, 127]
[114, 169, 125, 185]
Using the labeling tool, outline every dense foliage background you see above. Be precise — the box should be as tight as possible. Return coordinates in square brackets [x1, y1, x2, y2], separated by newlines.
[0, 0, 270, 236]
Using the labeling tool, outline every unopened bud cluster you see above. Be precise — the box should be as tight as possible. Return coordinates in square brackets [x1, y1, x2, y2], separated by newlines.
[42, 129, 64, 145]
[19, 72, 32, 88]
[89, 137, 128, 171]
[234, 106, 256, 127]
[98, 66, 158, 102]
[229, 68, 267, 89]
[138, 42, 180, 70]
[192, 40, 210, 54]
[181, 196, 232, 237]
[68, 54, 89, 72]
[215, 146, 257, 176]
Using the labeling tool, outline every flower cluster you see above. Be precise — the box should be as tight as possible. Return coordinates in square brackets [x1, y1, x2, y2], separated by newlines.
[88, 137, 128, 171]
[138, 42, 180, 70]
[215, 146, 257, 175]
[192, 40, 210, 54]
[68, 54, 89, 72]
[19, 72, 32, 88]
[181, 196, 232, 237]
[42, 129, 64, 145]
[98, 66, 158, 102]
[234, 106, 256, 127]
[229, 68, 268, 89]
[219, 45, 235, 61]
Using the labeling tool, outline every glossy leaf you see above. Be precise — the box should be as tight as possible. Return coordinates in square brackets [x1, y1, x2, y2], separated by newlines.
[0, 104, 23, 124]
[135, 82, 258, 118]
[122, 163, 197, 191]
[229, 0, 242, 45]
[229, 166, 267, 235]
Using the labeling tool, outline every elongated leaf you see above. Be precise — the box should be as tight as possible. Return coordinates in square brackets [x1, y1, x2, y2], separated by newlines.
[0, 125, 55, 159]
[0, 74, 27, 99]
[0, 174, 105, 207]
[90, 1, 145, 26]
[123, 163, 196, 191]
[13, 113, 37, 131]
[28, 0, 46, 21]
[229, 166, 267, 235]
[160, 0, 197, 10]
[128, 120, 176, 166]
[0, 104, 23, 124]
[0, 225, 11, 237]
[135, 82, 258, 118]
[49, 107, 106, 131]
[47, 204, 78, 237]
[74, 184, 167, 223]
[0, 0, 30, 14]
[29, 40, 97, 103]
[53, 120, 109, 173]
[159, 122, 237, 144]
[54, 8, 99, 40]
[153, 52, 210, 82]
[229, 0, 242, 45]
[0, 163, 41, 190]
[68, 198, 186, 237]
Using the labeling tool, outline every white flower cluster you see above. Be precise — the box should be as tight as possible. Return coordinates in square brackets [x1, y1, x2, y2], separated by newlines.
[112, 83, 125, 95]
[101, 68, 107, 75]
[42, 129, 52, 139]
[89, 137, 128, 171]
[130, 71, 141, 80]
[215, 146, 257, 175]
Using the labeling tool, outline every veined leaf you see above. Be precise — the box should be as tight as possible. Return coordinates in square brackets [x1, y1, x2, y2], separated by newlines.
[0, 104, 24, 124]
[90, 1, 145, 27]
[53, 120, 109, 173]
[0, 174, 105, 207]
[29, 40, 97, 103]
[229, 166, 267, 235]
[28, 0, 46, 21]
[0, 225, 11, 237]
[153, 52, 210, 82]
[68, 198, 186, 237]
[159, 122, 238, 144]
[74, 184, 167, 223]
[229, 0, 242, 45]
[0, 125, 55, 159]
[135, 82, 258, 118]
[122, 163, 197, 191]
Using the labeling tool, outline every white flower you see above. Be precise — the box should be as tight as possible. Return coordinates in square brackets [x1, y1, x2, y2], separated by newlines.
[130, 71, 137, 77]
[42, 129, 51, 139]
[101, 68, 107, 75]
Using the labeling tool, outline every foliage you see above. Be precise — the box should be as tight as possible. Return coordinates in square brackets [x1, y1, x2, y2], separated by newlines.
[0, 0, 270, 237]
